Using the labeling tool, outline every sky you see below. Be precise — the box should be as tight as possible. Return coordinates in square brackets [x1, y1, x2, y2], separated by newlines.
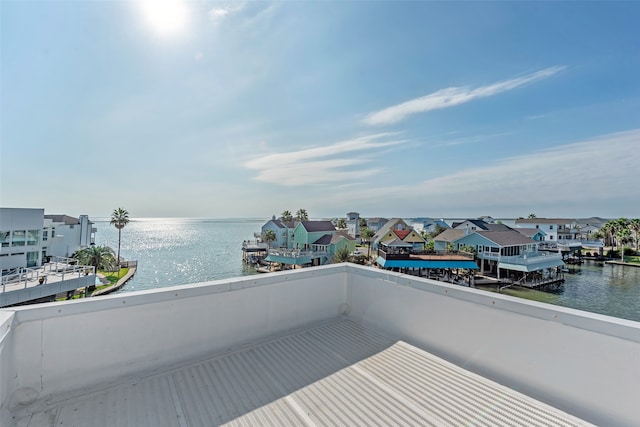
[2, 1, 639, 220]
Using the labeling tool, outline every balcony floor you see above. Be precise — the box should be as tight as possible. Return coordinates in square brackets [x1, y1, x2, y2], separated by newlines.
[14, 319, 590, 427]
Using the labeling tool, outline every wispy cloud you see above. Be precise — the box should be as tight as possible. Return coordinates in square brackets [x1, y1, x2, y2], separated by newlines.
[363, 66, 567, 126]
[208, 1, 246, 22]
[244, 133, 406, 186]
[333, 129, 640, 216]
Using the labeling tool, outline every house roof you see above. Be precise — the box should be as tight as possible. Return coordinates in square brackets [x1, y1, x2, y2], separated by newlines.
[485, 223, 512, 231]
[393, 229, 412, 240]
[334, 231, 355, 242]
[515, 228, 546, 238]
[381, 238, 413, 247]
[44, 215, 80, 225]
[474, 230, 536, 247]
[330, 233, 353, 244]
[452, 219, 492, 230]
[515, 218, 576, 225]
[373, 218, 407, 241]
[312, 234, 333, 245]
[433, 229, 465, 242]
[301, 221, 336, 232]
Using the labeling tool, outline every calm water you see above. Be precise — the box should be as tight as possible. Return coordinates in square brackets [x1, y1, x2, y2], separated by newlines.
[94, 218, 261, 292]
[95, 219, 640, 322]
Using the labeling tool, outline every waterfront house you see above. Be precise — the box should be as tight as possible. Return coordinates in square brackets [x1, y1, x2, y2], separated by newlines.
[260, 216, 296, 248]
[514, 227, 547, 241]
[433, 228, 466, 251]
[1, 208, 96, 307]
[371, 218, 426, 251]
[265, 221, 356, 266]
[514, 218, 578, 243]
[1, 208, 45, 271]
[454, 229, 564, 282]
[451, 218, 511, 232]
[4, 264, 635, 426]
[1, 208, 95, 271]
[43, 214, 95, 258]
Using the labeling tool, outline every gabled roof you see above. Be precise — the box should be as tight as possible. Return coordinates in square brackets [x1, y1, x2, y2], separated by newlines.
[515, 227, 546, 238]
[44, 215, 79, 225]
[373, 218, 406, 241]
[433, 229, 465, 242]
[393, 229, 411, 240]
[301, 221, 336, 233]
[474, 230, 535, 247]
[452, 219, 492, 230]
[330, 233, 354, 244]
[312, 234, 333, 245]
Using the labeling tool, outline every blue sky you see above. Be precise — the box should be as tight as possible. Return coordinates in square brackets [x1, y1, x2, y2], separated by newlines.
[2, 1, 639, 220]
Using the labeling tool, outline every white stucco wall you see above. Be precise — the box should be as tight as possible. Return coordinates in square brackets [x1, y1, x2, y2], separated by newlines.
[347, 266, 640, 427]
[1, 264, 639, 426]
[3, 266, 348, 405]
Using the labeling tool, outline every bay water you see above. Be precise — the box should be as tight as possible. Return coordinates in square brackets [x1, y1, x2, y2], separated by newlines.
[94, 218, 640, 322]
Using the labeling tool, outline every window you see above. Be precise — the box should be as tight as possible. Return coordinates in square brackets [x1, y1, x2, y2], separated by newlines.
[549, 225, 554, 230]
[12, 230, 26, 246]
[51, 228, 56, 238]
[43, 230, 48, 241]
[27, 230, 39, 246]
[0, 231, 9, 247]
[26, 251, 38, 267]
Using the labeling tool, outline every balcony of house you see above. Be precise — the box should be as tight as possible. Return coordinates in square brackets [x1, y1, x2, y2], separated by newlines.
[1, 265, 638, 426]
[378, 247, 475, 261]
[377, 247, 477, 271]
[265, 248, 326, 265]
[479, 251, 563, 269]
[1, 256, 96, 307]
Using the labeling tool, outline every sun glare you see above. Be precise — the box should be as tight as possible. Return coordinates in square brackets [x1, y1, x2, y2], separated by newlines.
[139, 0, 189, 36]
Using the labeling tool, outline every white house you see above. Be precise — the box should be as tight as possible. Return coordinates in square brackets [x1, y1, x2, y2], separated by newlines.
[0, 208, 95, 272]
[43, 214, 95, 258]
[514, 218, 578, 242]
[345, 212, 361, 242]
[0, 208, 45, 271]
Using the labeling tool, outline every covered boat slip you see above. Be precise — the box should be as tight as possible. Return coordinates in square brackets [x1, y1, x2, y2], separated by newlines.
[11, 320, 590, 427]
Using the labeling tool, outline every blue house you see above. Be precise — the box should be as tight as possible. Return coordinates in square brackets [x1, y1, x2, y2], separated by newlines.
[453, 230, 564, 282]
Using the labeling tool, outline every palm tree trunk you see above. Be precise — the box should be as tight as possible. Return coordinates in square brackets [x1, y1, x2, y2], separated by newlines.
[117, 228, 122, 265]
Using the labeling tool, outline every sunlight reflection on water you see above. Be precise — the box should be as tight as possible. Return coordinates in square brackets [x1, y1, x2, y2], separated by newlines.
[94, 218, 262, 293]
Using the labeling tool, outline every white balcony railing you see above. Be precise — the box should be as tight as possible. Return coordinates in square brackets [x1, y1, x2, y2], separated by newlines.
[479, 251, 563, 266]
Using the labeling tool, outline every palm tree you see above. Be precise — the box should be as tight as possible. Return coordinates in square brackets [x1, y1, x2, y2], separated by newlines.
[295, 208, 309, 221]
[110, 207, 130, 267]
[528, 213, 537, 218]
[336, 218, 347, 229]
[361, 227, 375, 259]
[628, 218, 640, 253]
[614, 218, 630, 251]
[72, 246, 116, 272]
[263, 229, 276, 248]
[615, 227, 632, 262]
[332, 246, 351, 263]
[280, 210, 293, 222]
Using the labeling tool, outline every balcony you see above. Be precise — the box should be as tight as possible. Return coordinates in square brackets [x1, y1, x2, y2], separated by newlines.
[379, 248, 475, 261]
[1, 265, 638, 426]
[265, 249, 327, 265]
